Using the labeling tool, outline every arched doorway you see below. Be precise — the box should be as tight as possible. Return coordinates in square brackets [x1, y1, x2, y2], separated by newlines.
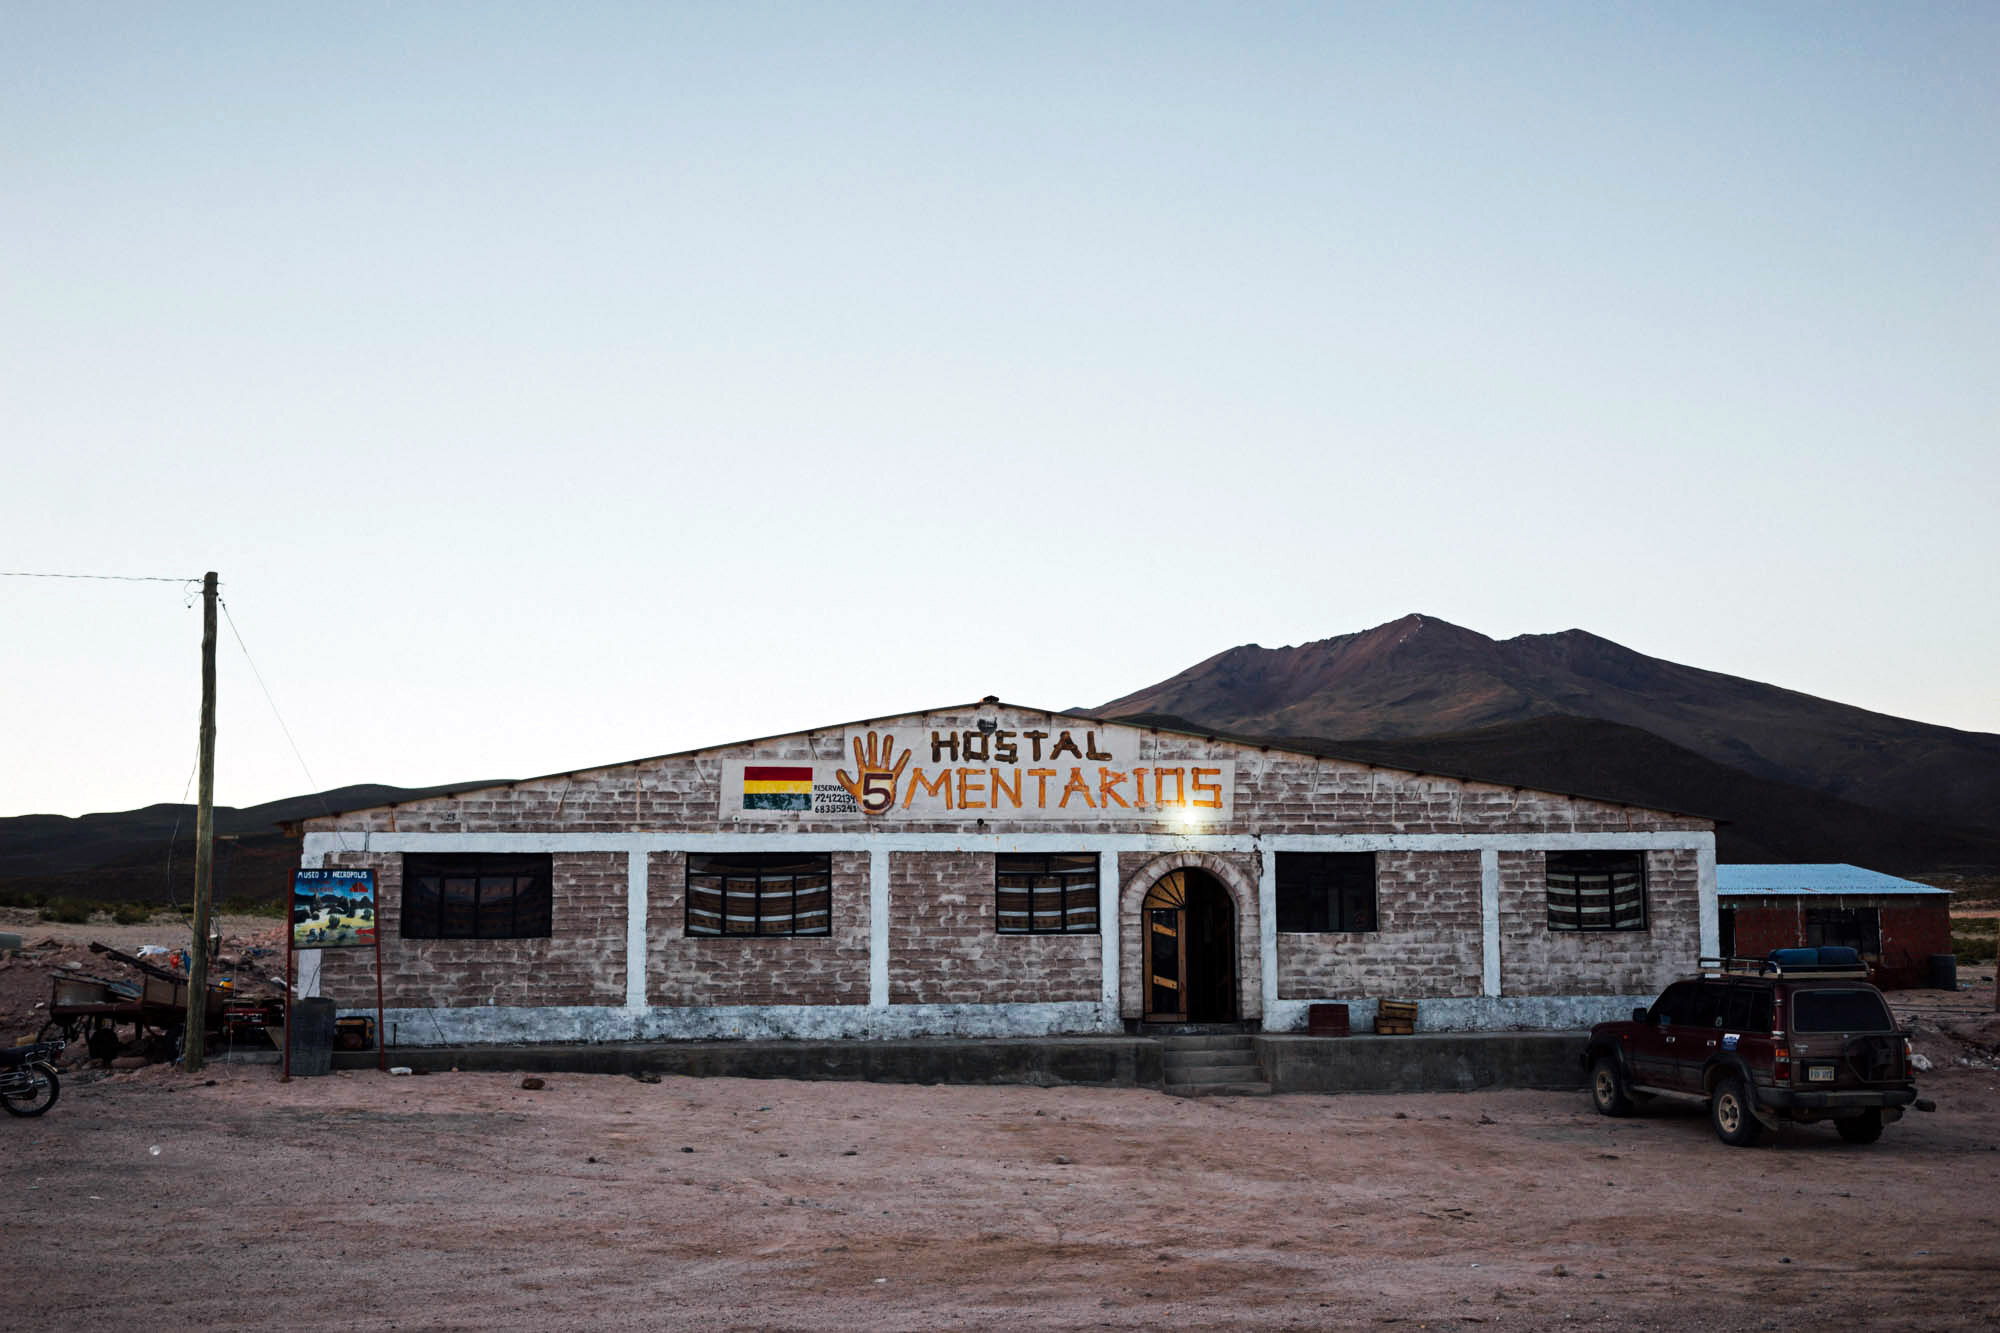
[1142, 868, 1238, 1023]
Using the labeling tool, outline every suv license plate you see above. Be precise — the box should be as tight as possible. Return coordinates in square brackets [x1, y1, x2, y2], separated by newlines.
[1808, 1065, 1836, 1083]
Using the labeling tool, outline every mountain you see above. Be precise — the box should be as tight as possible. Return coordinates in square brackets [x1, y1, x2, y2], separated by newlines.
[0, 780, 506, 908]
[1111, 712, 1999, 873]
[1097, 613, 2000, 848]
[10, 614, 1999, 907]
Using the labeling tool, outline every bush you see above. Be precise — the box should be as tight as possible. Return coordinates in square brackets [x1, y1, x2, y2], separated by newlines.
[1954, 932, 1998, 965]
[39, 898, 93, 924]
[112, 900, 154, 925]
[217, 896, 287, 918]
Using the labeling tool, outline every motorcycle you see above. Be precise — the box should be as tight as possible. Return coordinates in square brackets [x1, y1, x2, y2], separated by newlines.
[0, 1039, 64, 1117]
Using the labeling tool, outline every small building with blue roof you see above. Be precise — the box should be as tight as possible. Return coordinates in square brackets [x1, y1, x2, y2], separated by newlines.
[1717, 863, 1952, 989]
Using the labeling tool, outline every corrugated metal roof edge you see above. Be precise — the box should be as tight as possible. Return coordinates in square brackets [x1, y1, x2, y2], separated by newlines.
[1717, 862, 1951, 896]
[1718, 887, 1951, 896]
[283, 698, 1719, 832]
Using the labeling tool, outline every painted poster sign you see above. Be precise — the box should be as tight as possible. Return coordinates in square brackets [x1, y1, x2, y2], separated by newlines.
[724, 726, 1234, 821]
[291, 869, 378, 949]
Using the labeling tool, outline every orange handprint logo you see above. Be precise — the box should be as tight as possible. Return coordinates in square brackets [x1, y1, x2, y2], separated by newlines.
[836, 731, 909, 817]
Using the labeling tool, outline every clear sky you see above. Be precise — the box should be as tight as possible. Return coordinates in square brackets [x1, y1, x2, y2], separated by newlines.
[4, 2, 1995, 817]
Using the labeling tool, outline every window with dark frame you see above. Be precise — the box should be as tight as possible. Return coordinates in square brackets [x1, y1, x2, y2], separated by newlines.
[685, 853, 831, 937]
[401, 853, 554, 940]
[995, 853, 1099, 934]
[1683, 980, 1724, 1028]
[1647, 980, 1701, 1025]
[1546, 851, 1647, 932]
[1721, 983, 1773, 1032]
[1804, 907, 1879, 955]
[1792, 988, 1895, 1033]
[1275, 852, 1378, 932]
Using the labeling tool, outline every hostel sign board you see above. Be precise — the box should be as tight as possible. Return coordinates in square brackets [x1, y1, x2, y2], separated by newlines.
[291, 869, 378, 949]
[724, 726, 1234, 822]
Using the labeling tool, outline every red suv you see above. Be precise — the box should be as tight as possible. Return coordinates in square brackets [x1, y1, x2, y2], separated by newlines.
[1581, 948, 1931, 1146]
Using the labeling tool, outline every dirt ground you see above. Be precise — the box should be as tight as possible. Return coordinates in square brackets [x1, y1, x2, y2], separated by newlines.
[5, 913, 1998, 1330]
[0, 908, 284, 1046]
[3, 1055, 1996, 1331]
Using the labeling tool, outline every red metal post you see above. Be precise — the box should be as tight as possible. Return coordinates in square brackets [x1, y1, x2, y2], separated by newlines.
[374, 911, 386, 1072]
[281, 925, 293, 1083]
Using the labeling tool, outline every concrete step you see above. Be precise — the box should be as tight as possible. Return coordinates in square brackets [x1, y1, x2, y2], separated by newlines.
[1157, 1034, 1259, 1052]
[1162, 1046, 1260, 1069]
[1164, 1081, 1274, 1098]
[1165, 1062, 1264, 1085]
[1153, 1033, 1268, 1097]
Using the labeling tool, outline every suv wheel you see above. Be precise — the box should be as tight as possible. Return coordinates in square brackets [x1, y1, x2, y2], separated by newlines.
[1710, 1074, 1764, 1147]
[1835, 1109, 1884, 1145]
[1589, 1055, 1634, 1116]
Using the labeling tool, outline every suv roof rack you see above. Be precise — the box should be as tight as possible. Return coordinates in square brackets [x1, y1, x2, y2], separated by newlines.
[1699, 947, 1871, 980]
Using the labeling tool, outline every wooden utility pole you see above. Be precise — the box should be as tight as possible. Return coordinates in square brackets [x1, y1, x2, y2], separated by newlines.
[184, 571, 218, 1072]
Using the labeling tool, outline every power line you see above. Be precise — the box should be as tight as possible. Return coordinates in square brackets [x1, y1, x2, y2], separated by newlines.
[8, 566, 209, 925]
[162, 756, 199, 931]
[217, 596, 353, 850]
[0, 570, 200, 583]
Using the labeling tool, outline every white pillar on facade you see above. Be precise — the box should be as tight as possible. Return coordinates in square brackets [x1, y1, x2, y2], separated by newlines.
[1258, 847, 1278, 1030]
[1696, 835, 1719, 958]
[1097, 850, 1121, 1029]
[298, 844, 324, 998]
[1480, 848, 1502, 997]
[869, 847, 891, 1008]
[625, 851, 648, 1010]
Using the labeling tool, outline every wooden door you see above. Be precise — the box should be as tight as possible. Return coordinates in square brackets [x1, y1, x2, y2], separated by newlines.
[1143, 873, 1188, 1022]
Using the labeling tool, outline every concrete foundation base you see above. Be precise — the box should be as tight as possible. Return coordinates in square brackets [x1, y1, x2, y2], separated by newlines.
[308, 1031, 1591, 1094]
[333, 1036, 1164, 1088]
[1255, 1031, 1585, 1093]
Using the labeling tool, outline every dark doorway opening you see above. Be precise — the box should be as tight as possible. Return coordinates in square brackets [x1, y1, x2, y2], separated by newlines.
[1142, 869, 1237, 1023]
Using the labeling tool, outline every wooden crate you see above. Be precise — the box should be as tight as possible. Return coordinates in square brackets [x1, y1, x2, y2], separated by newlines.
[1374, 999, 1417, 1035]
[1307, 1003, 1350, 1037]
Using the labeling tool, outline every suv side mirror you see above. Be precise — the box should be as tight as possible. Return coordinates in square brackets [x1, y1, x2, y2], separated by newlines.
[1633, 1007, 1650, 1024]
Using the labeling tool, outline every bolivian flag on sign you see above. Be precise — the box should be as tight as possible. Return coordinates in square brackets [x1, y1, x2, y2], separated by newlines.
[742, 765, 813, 812]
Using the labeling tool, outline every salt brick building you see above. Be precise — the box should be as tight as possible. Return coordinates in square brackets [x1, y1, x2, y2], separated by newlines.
[295, 700, 1720, 1046]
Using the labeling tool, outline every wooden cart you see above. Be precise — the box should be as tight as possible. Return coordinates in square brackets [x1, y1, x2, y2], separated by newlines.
[39, 943, 268, 1061]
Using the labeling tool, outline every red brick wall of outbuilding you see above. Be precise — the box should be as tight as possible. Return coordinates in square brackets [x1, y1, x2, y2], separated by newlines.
[1878, 903, 1952, 988]
[1723, 898, 1952, 990]
[1726, 904, 1802, 963]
